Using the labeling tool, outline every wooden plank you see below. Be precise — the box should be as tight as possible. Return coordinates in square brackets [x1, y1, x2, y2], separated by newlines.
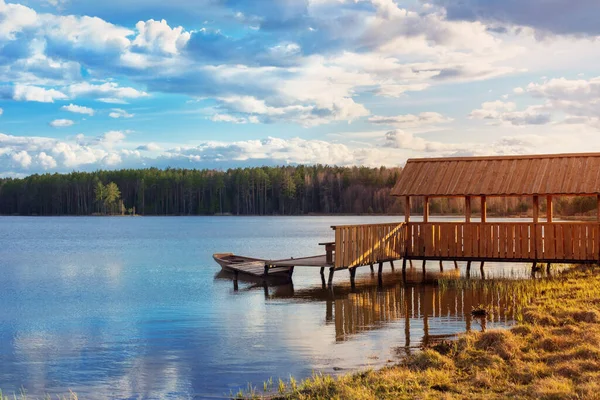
[515, 224, 522, 258]
[586, 225, 594, 260]
[556, 224, 564, 260]
[546, 224, 556, 259]
[481, 196, 487, 223]
[335, 227, 342, 268]
[565, 225, 573, 259]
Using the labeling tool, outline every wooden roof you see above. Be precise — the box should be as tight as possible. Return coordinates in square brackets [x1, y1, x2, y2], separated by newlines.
[392, 153, 600, 197]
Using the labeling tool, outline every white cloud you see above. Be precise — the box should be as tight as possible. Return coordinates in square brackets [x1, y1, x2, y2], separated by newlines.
[132, 19, 191, 55]
[210, 113, 258, 124]
[369, 112, 453, 128]
[61, 103, 94, 115]
[108, 108, 134, 118]
[49, 118, 74, 127]
[36, 151, 57, 169]
[0, 108, 3, 116]
[11, 150, 32, 168]
[469, 101, 551, 126]
[12, 85, 68, 103]
[100, 130, 126, 147]
[136, 142, 161, 151]
[67, 82, 148, 100]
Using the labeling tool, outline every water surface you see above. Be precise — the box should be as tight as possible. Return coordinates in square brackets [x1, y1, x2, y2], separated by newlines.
[0, 216, 535, 398]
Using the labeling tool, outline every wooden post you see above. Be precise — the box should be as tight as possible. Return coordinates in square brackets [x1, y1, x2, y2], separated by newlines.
[454, 260, 459, 269]
[465, 196, 471, 223]
[466, 261, 471, 272]
[370, 263, 374, 272]
[328, 268, 335, 286]
[439, 260, 443, 272]
[349, 268, 356, 286]
[390, 260, 395, 271]
[546, 195, 553, 223]
[378, 262, 383, 277]
[423, 196, 429, 223]
[422, 259, 427, 273]
[405, 196, 411, 223]
[480, 261, 485, 273]
[597, 194, 600, 222]
[533, 195, 539, 223]
[480, 196, 487, 223]
[402, 257, 407, 272]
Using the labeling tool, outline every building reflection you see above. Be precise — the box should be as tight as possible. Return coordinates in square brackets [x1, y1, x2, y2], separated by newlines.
[264, 268, 521, 349]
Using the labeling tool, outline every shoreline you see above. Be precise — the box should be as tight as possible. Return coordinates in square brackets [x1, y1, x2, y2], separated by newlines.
[262, 266, 600, 399]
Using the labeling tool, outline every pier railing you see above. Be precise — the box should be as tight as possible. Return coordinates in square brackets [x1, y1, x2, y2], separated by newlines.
[332, 223, 406, 268]
[407, 222, 600, 262]
[332, 221, 600, 268]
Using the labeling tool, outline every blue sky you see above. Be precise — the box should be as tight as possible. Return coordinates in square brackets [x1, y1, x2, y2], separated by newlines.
[1, 0, 600, 176]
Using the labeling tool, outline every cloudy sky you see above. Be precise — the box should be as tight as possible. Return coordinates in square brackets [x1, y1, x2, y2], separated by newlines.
[1, 0, 600, 176]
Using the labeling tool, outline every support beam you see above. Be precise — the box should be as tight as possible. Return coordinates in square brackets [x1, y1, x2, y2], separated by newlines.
[533, 195, 539, 224]
[328, 268, 335, 286]
[378, 262, 383, 277]
[349, 268, 357, 287]
[423, 196, 430, 223]
[402, 257, 407, 271]
[547, 195, 553, 223]
[409, 259, 414, 269]
[597, 194, 600, 223]
[422, 259, 427, 274]
[390, 260, 395, 271]
[465, 196, 471, 223]
[546, 263, 552, 274]
[454, 260, 459, 269]
[481, 196, 487, 223]
[370, 263, 374, 273]
[480, 261, 485, 274]
[439, 260, 444, 272]
[466, 261, 471, 272]
[405, 196, 411, 223]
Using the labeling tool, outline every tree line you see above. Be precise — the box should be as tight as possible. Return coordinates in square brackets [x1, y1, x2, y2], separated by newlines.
[0, 166, 405, 216]
[1, 165, 597, 217]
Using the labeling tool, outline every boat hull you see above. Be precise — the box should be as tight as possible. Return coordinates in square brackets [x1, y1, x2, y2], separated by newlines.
[212, 253, 294, 279]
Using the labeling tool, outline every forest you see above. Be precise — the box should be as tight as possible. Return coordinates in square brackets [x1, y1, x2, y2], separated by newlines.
[1, 165, 598, 217]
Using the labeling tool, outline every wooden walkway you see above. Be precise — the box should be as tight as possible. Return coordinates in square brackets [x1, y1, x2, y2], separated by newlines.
[227, 255, 332, 279]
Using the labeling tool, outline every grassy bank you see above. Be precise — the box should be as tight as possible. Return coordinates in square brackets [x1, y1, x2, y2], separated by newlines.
[257, 266, 600, 399]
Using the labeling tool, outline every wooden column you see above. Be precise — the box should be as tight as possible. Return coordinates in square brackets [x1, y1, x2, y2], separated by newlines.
[405, 196, 411, 223]
[597, 194, 600, 222]
[465, 196, 471, 223]
[533, 195, 539, 223]
[480, 196, 487, 223]
[423, 196, 430, 223]
[546, 195, 553, 223]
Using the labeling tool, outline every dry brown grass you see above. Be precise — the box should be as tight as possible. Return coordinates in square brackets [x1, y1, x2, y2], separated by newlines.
[268, 266, 600, 400]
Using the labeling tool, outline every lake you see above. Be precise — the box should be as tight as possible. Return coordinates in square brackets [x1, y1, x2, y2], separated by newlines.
[0, 216, 535, 399]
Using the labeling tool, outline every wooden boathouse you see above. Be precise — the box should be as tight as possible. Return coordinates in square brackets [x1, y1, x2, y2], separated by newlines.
[329, 153, 600, 284]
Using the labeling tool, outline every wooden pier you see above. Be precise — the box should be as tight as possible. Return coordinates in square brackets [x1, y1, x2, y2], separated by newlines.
[222, 153, 600, 287]
[325, 153, 600, 285]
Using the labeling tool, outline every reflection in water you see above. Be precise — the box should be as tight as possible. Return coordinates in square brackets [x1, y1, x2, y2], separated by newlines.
[266, 267, 528, 351]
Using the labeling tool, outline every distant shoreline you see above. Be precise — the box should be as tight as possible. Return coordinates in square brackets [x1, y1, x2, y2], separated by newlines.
[0, 213, 595, 220]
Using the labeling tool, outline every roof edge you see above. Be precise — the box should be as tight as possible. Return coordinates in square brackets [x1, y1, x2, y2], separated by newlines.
[406, 152, 600, 163]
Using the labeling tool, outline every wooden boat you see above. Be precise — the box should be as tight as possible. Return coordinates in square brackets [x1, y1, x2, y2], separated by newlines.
[212, 253, 294, 279]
